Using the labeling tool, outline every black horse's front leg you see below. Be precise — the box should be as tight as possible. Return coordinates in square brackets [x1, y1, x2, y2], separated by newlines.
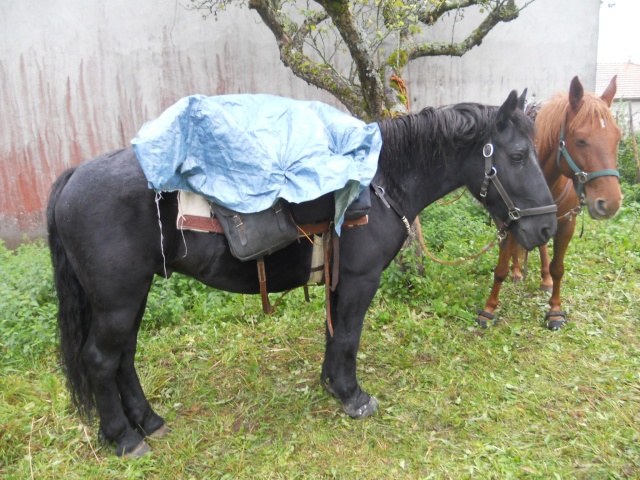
[321, 280, 380, 419]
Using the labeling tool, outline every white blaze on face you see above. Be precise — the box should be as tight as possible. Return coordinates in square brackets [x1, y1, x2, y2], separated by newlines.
[601, 117, 606, 129]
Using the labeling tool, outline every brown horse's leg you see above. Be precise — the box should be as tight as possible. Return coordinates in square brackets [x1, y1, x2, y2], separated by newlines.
[539, 244, 553, 293]
[510, 244, 528, 283]
[545, 219, 576, 330]
[477, 235, 515, 327]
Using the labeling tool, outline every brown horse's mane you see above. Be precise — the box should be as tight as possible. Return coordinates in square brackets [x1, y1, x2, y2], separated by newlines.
[535, 91, 621, 159]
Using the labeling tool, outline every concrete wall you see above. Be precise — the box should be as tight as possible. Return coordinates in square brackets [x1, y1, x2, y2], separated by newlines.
[0, 0, 601, 246]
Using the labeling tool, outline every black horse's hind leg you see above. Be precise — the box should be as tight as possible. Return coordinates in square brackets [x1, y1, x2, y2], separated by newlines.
[116, 293, 167, 439]
[84, 307, 152, 457]
[321, 281, 380, 419]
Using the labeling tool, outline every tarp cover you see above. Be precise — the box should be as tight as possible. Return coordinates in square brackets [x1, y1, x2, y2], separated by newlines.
[132, 94, 382, 232]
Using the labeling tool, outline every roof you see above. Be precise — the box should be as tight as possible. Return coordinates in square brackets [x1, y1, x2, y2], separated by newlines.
[596, 62, 640, 100]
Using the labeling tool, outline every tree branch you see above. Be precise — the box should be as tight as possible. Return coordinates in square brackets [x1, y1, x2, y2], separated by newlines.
[314, 0, 386, 120]
[407, 0, 520, 60]
[418, 0, 480, 26]
[248, 0, 368, 118]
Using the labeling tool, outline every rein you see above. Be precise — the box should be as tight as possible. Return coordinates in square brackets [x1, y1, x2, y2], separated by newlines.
[556, 123, 620, 204]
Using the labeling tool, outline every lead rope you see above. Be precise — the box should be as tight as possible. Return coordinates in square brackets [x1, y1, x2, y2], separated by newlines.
[155, 192, 168, 279]
[415, 216, 498, 265]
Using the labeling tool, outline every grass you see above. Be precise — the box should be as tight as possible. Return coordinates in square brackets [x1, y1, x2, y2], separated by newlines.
[1, 187, 639, 479]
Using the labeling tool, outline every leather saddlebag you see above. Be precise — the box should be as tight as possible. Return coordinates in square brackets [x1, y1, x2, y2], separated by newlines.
[211, 200, 299, 261]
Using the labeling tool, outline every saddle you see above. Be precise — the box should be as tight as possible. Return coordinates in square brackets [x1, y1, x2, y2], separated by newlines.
[177, 189, 371, 332]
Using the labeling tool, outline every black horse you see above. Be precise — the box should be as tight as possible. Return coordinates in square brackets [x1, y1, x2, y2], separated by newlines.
[47, 91, 557, 457]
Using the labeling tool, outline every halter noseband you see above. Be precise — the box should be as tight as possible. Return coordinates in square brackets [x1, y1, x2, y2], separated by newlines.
[479, 141, 557, 239]
[556, 123, 620, 205]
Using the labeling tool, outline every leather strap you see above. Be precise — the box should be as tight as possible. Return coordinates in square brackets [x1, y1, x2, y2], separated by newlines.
[180, 214, 368, 235]
[323, 230, 334, 336]
[256, 257, 273, 314]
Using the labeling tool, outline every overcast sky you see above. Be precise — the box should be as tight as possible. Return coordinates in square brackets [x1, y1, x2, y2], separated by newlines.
[598, 0, 640, 63]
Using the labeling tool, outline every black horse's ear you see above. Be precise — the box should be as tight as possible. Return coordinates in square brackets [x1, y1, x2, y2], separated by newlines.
[517, 88, 528, 111]
[496, 90, 518, 131]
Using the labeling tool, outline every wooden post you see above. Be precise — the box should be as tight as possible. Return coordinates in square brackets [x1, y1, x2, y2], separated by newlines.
[628, 102, 640, 183]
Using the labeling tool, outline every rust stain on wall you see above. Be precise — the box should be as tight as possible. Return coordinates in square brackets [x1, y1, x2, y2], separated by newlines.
[0, 30, 230, 246]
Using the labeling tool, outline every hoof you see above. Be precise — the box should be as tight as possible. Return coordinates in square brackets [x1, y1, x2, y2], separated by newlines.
[148, 424, 171, 439]
[511, 275, 523, 284]
[540, 285, 553, 294]
[547, 319, 567, 330]
[545, 310, 567, 330]
[122, 440, 152, 458]
[344, 395, 379, 419]
[476, 310, 496, 328]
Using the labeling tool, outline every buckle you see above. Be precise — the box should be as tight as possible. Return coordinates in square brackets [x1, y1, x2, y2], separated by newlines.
[483, 143, 494, 158]
[575, 171, 589, 183]
[508, 208, 521, 221]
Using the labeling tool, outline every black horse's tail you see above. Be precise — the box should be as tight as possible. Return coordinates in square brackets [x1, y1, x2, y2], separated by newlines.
[47, 167, 95, 419]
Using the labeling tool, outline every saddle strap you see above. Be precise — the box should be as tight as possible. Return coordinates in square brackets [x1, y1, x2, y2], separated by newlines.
[323, 230, 334, 337]
[256, 257, 273, 314]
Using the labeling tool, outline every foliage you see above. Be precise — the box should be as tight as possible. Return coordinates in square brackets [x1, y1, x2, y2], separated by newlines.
[1, 194, 639, 477]
[0, 240, 57, 359]
[618, 133, 640, 184]
[189, 0, 536, 120]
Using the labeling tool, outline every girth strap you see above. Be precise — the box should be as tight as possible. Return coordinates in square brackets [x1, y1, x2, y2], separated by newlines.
[323, 230, 334, 337]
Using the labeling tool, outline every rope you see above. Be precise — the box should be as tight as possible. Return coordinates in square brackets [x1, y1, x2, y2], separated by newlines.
[414, 216, 498, 265]
[390, 74, 409, 117]
[437, 188, 467, 205]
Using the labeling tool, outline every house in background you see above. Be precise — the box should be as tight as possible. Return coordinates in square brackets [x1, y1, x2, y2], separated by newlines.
[596, 62, 640, 136]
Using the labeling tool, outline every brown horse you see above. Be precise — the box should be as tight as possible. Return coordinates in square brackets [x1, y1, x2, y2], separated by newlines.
[477, 76, 622, 330]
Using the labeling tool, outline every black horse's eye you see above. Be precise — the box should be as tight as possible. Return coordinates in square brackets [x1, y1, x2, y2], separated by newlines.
[510, 153, 524, 164]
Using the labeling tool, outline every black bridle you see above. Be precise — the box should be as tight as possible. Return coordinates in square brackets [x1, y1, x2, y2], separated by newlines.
[479, 141, 557, 239]
[372, 141, 557, 240]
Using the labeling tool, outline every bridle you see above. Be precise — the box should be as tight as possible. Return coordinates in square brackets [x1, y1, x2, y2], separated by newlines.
[372, 141, 558, 240]
[479, 141, 557, 240]
[556, 123, 620, 205]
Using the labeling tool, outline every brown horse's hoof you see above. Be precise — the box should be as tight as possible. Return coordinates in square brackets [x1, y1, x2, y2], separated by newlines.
[476, 310, 496, 328]
[545, 310, 567, 330]
[511, 274, 523, 283]
[539, 285, 553, 294]
[123, 440, 152, 458]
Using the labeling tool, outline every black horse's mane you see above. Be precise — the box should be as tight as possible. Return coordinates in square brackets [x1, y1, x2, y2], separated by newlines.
[377, 102, 534, 171]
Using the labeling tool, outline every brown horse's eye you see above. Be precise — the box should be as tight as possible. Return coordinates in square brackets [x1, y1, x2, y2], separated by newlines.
[576, 139, 588, 147]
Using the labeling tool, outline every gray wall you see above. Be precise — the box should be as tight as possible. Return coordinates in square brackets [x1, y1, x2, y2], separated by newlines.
[0, 0, 601, 246]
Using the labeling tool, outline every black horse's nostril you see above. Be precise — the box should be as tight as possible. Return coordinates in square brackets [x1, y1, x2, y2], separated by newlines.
[540, 226, 554, 242]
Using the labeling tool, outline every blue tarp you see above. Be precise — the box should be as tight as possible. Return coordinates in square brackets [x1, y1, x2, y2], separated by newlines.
[132, 94, 382, 232]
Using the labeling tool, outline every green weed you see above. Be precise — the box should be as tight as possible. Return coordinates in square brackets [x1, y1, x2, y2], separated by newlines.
[1, 191, 639, 478]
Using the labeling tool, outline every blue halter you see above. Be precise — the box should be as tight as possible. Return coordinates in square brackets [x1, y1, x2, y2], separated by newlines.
[556, 123, 620, 204]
